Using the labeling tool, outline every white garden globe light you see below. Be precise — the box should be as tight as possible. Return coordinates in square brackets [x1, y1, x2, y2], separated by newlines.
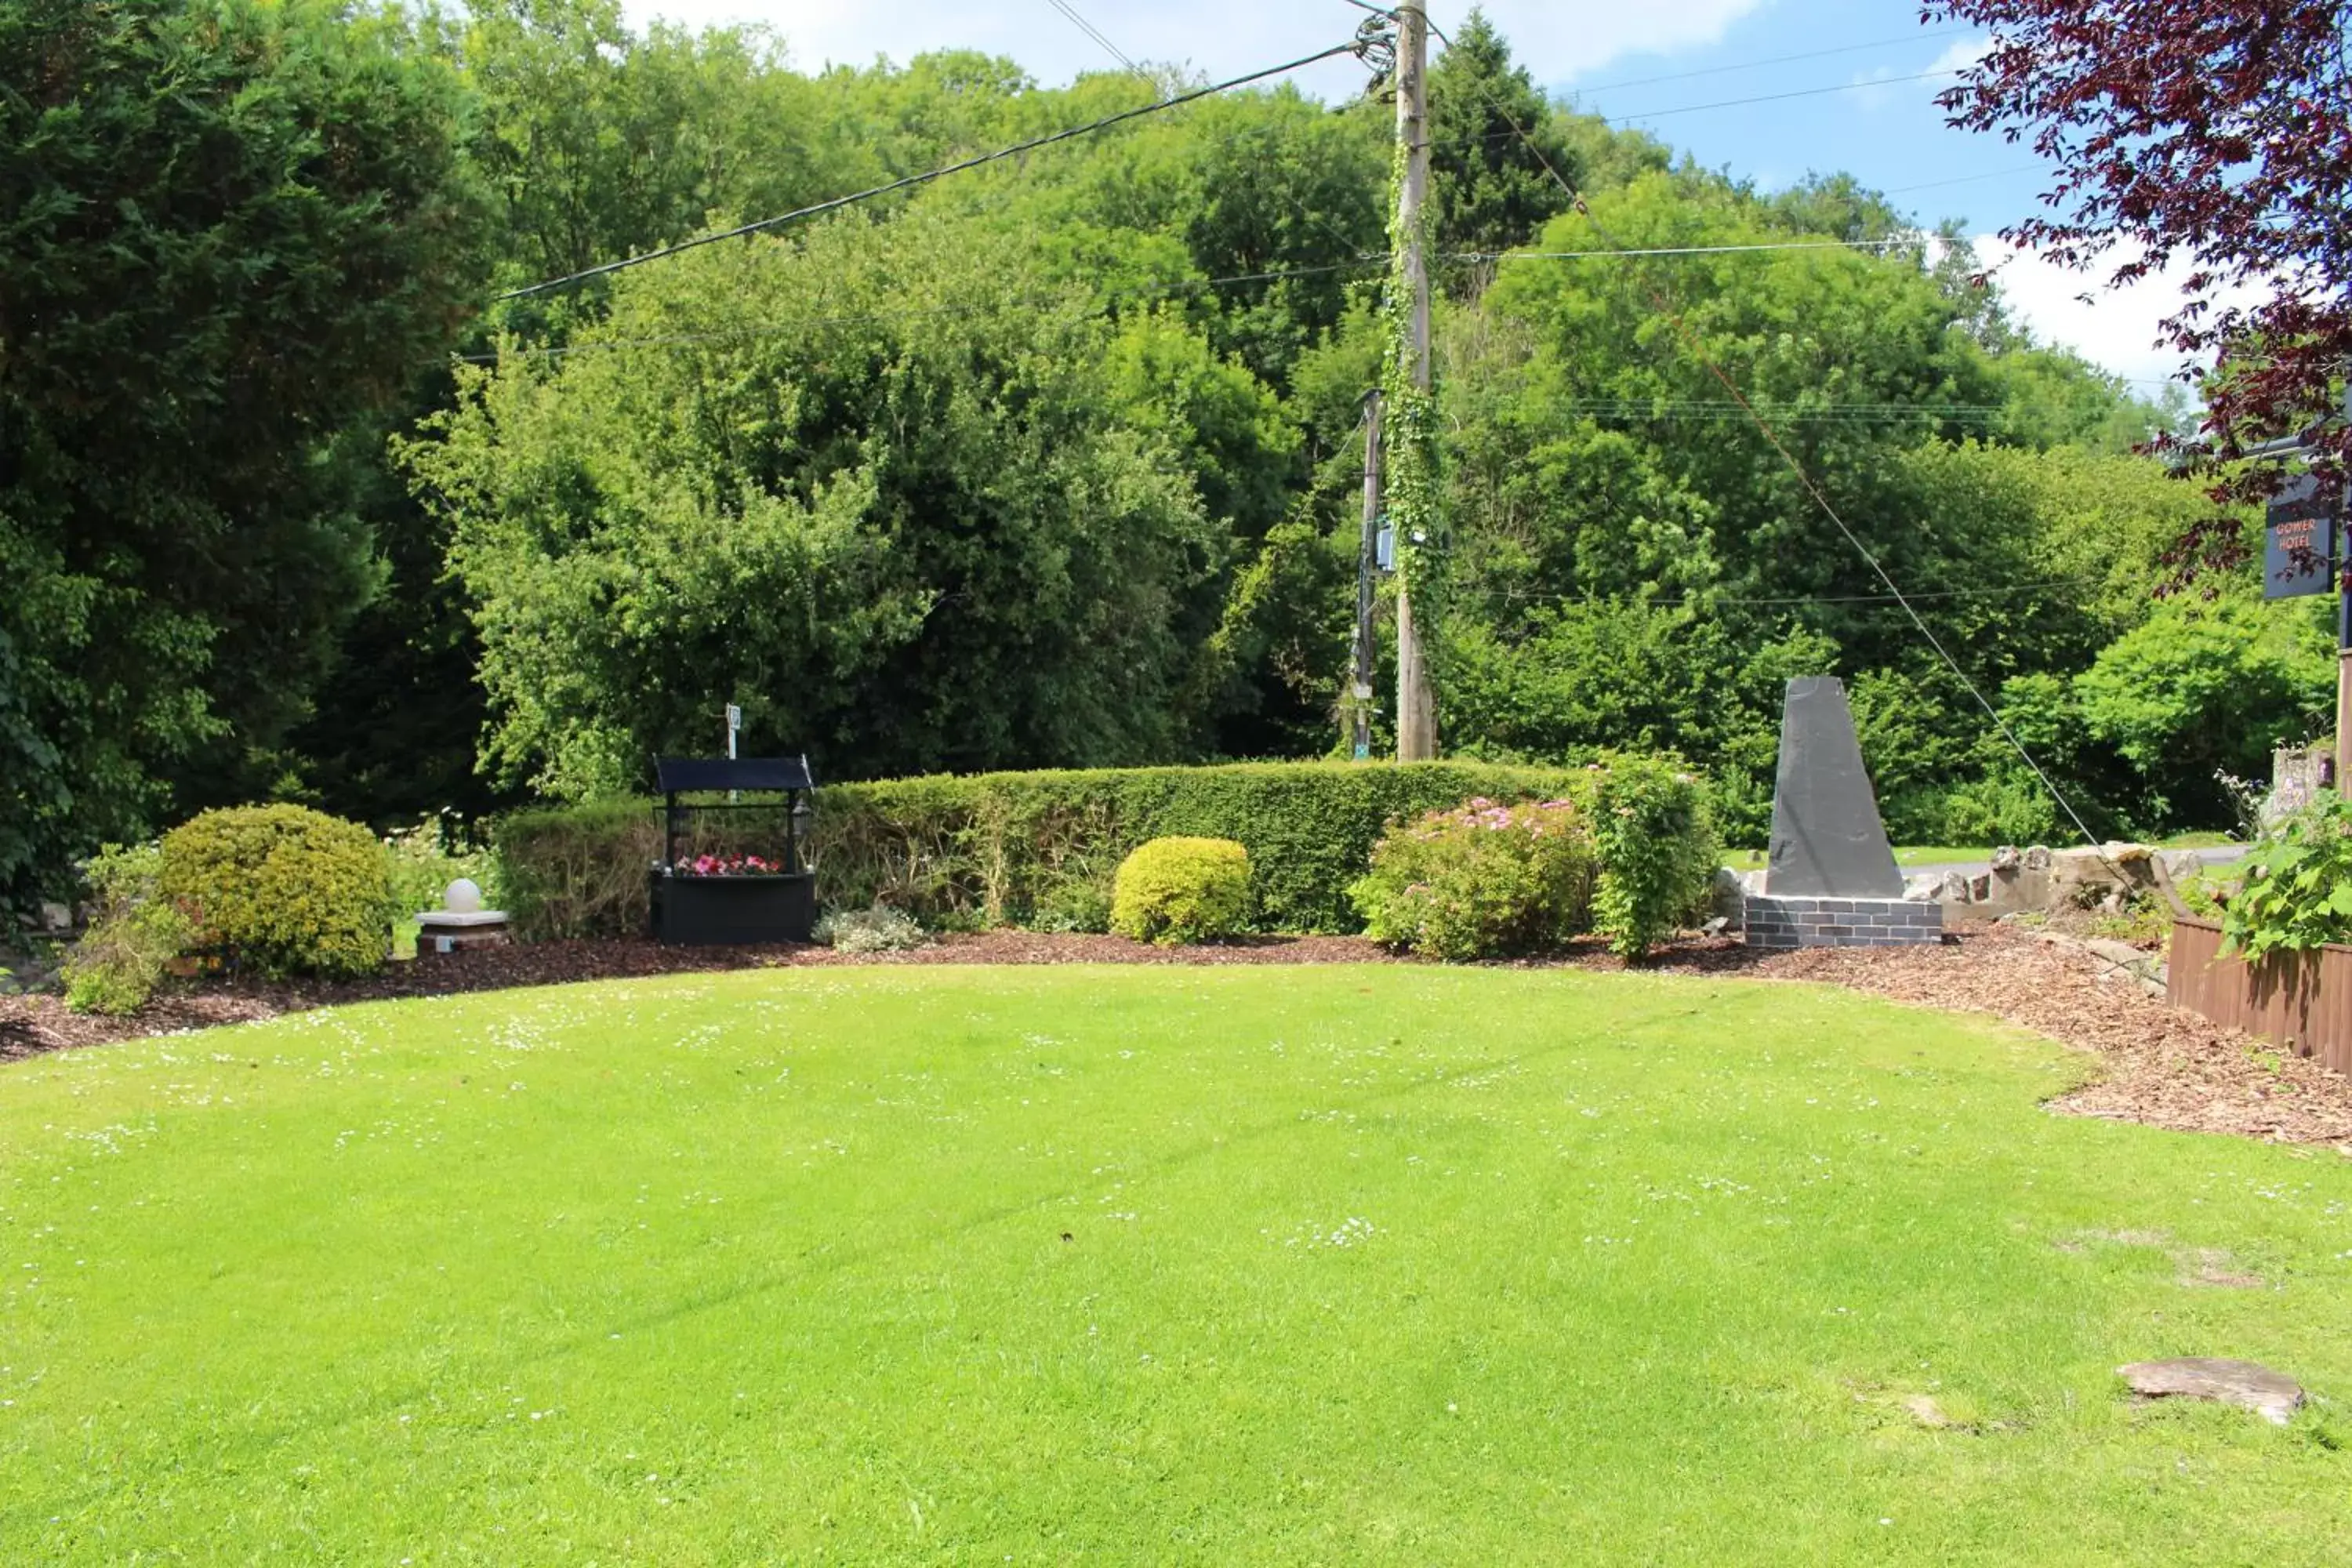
[444, 878, 484, 915]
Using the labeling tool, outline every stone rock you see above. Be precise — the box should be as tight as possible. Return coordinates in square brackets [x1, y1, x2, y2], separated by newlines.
[2048, 844, 2165, 909]
[1702, 916, 1731, 937]
[2083, 937, 2150, 970]
[1901, 1395, 1951, 1428]
[2024, 845, 2053, 871]
[1991, 844, 2021, 872]
[2118, 1358, 2303, 1425]
[1763, 676, 1904, 898]
[1904, 872, 1972, 906]
[38, 901, 71, 934]
[1709, 866, 1746, 923]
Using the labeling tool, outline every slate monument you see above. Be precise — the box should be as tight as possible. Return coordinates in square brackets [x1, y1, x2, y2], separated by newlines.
[1744, 676, 1942, 949]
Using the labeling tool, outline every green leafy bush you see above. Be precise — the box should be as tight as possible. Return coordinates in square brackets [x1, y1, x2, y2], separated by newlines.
[492, 761, 1600, 938]
[61, 843, 192, 1015]
[1584, 756, 1720, 959]
[1352, 799, 1594, 960]
[383, 818, 499, 920]
[2220, 792, 2352, 960]
[812, 906, 928, 954]
[1111, 838, 1252, 945]
[490, 799, 660, 938]
[158, 805, 400, 978]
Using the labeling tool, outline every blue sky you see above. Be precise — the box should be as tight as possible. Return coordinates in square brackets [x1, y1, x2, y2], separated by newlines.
[625, 1, 2214, 389]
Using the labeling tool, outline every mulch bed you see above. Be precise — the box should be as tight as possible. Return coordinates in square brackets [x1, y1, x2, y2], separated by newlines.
[7, 925, 2350, 1152]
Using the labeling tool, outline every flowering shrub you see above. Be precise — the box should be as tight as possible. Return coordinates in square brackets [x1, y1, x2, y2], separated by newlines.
[683, 852, 782, 877]
[1351, 758, 1716, 961]
[1351, 798, 1595, 961]
[1110, 837, 1252, 944]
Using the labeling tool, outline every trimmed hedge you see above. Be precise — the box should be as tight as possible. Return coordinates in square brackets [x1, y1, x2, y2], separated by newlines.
[493, 761, 1602, 938]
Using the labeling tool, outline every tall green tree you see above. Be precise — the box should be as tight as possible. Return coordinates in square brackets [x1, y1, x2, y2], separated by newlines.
[404, 212, 1232, 796]
[0, 0, 485, 902]
[1426, 9, 1577, 260]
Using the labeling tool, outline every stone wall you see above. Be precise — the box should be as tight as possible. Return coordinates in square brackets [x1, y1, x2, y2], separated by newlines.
[1744, 895, 1944, 950]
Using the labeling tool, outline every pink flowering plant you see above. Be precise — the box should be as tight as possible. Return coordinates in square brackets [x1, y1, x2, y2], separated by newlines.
[683, 852, 781, 877]
[1350, 757, 1717, 961]
[1350, 798, 1596, 961]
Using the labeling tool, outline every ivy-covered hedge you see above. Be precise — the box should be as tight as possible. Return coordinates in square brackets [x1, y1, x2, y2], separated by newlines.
[493, 761, 1607, 938]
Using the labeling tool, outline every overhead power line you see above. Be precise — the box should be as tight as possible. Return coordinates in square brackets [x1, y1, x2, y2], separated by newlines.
[1607, 67, 1965, 126]
[1457, 238, 1923, 262]
[495, 38, 1367, 301]
[1571, 28, 1974, 96]
[1478, 575, 2107, 610]
[1044, 0, 1141, 74]
[1881, 165, 2046, 195]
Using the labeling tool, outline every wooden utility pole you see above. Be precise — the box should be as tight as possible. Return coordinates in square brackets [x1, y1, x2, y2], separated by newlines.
[1351, 389, 1382, 760]
[1392, 2, 1437, 760]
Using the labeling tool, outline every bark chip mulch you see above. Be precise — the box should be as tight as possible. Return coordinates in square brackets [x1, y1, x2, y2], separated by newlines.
[7, 924, 2350, 1152]
[1722, 927, 2352, 1152]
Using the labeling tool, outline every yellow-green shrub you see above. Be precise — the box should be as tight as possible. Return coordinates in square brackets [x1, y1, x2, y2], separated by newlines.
[1109, 837, 1251, 945]
[158, 805, 401, 978]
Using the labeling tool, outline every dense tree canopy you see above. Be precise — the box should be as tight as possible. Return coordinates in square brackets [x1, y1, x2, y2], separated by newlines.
[0, 0, 484, 902]
[0, 0, 2305, 906]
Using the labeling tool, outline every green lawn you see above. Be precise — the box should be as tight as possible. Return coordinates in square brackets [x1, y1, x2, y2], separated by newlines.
[2, 966, 2347, 1563]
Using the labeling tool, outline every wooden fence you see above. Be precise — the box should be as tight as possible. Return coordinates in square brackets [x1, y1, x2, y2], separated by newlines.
[2167, 917, 2352, 1076]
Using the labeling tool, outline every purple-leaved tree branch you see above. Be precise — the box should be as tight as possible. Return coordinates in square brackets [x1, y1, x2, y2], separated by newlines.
[1926, 0, 2352, 583]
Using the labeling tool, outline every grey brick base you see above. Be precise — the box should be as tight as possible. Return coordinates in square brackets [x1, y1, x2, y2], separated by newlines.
[1744, 894, 1943, 950]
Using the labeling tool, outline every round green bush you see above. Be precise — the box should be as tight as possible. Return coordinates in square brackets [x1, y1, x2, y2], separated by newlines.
[158, 805, 401, 978]
[1109, 837, 1251, 945]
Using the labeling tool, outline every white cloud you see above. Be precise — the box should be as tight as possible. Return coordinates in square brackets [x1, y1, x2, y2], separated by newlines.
[1970, 235, 2264, 388]
[1849, 34, 1984, 110]
[1922, 34, 1991, 80]
[622, 0, 1772, 99]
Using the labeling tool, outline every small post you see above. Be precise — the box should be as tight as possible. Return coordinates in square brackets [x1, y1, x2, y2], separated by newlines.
[2337, 379, 2352, 797]
[725, 703, 742, 804]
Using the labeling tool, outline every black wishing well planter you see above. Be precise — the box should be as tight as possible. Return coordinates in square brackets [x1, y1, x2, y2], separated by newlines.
[648, 755, 817, 945]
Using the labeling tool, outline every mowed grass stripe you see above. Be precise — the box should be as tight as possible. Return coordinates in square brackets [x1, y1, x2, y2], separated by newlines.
[0, 965, 2347, 1563]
